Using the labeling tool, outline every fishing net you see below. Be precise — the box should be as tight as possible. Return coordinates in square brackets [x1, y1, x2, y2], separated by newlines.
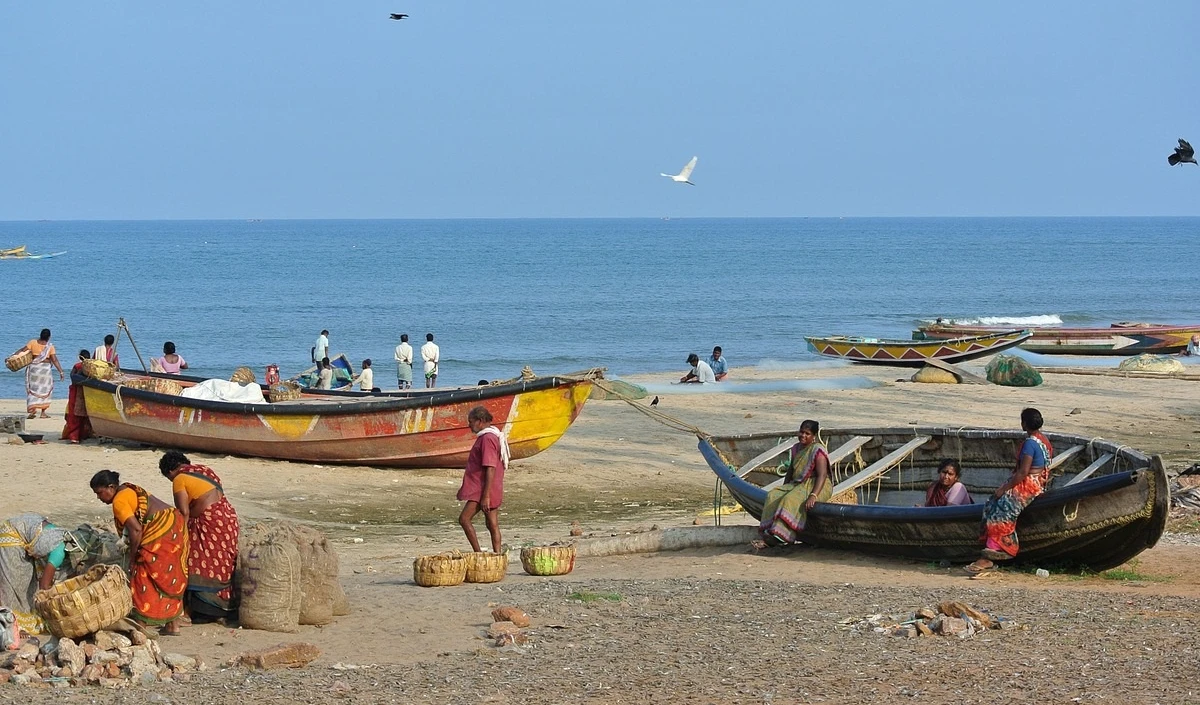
[1117, 354, 1184, 373]
[985, 355, 1043, 387]
[589, 379, 649, 400]
[911, 365, 958, 384]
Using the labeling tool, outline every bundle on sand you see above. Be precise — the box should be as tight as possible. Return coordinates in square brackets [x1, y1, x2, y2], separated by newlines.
[237, 535, 302, 633]
[238, 521, 346, 630]
[985, 355, 1043, 387]
[911, 365, 958, 384]
[1117, 354, 1184, 373]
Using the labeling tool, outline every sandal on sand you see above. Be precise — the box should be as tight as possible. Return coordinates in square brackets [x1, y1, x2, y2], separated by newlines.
[964, 559, 994, 575]
[749, 539, 768, 551]
[969, 569, 1001, 580]
[27, 413, 35, 419]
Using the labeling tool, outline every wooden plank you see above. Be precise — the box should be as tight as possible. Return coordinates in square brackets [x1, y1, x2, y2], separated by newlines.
[1063, 453, 1113, 486]
[736, 439, 794, 478]
[829, 436, 931, 496]
[763, 436, 872, 491]
[1034, 366, 1200, 381]
[922, 358, 988, 385]
[1047, 444, 1085, 472]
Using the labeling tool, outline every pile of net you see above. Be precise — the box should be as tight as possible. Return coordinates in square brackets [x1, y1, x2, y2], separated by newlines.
[985, 355, 1043, 387]
[911, 365, 958, 384]
[237, 521, 348, 632]
[1117, 354, 1184, 373]
[589, 379, 649, 400]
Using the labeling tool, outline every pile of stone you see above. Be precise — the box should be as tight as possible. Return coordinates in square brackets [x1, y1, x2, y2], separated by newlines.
[487, 606, 531, 647]
[0, 628, 203, 689]
[840, 600, 1019, 639]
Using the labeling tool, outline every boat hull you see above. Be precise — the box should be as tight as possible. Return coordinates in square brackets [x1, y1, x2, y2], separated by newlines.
[699, 427, 1167, 570]
[914, 323, 1200, 355]
[80, 373, 593, 468]
[805, 329, 1030, 366]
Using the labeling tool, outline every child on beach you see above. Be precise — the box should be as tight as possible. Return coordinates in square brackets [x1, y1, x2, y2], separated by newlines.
[458, 406, 509, 553]
[355, 359, 375, 393]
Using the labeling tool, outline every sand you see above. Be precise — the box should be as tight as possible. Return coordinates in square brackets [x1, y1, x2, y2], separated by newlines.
[2, 362, 1198, 703]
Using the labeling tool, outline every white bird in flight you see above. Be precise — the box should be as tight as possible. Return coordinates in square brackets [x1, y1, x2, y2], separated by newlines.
[660, 156, 698, 186]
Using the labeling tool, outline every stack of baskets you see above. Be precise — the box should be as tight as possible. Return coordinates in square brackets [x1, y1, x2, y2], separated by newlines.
[231, 366, 257, 384]
[268, 380, 303, 402]
[33, 564, 131, 638]
[5, 350, 32, 372]
[465, 551, 509, 583]
[520, 544, 576, 576]
[81, 358, 115, 380]
[117, 377, 184, 396]
[413, 551, 468, 587]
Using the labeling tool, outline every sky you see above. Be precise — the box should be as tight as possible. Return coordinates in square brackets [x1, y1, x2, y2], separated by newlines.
[2, 2, 1198, 219]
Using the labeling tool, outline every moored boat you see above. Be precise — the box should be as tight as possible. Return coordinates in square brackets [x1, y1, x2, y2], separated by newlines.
[913, 322, 1200, 355]
[292, 352, 356, 390]
[805, 329, 1030, 366]
[698, 426, 1167, 570]
[77, 368, 598, 468]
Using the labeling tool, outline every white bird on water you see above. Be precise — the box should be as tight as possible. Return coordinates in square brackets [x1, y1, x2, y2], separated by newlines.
[660, 156, 698, 185]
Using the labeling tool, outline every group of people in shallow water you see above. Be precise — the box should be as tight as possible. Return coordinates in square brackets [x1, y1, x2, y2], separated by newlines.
[754, 408, 1054, 575]
[0, 452, 238, 639]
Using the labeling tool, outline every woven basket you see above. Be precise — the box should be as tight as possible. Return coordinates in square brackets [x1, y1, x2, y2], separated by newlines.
[268, 381, 303, 402]
[231, 366, 256, 384]
[117, 377, 184, 396]
[33, 564, 131, 638]
[465, 551, 508, 583]
[413, 551, 467, 587]
[5, 350, 32, 372]
[81, 358, 115, 380]
[828, 488, 858, 505]
[520, 544, 576, 576]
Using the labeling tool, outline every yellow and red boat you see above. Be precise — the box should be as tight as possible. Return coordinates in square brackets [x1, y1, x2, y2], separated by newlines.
[77, 369, 597, 468]
[914, 321, 1200, 356]
[805, 329, 1031, 366]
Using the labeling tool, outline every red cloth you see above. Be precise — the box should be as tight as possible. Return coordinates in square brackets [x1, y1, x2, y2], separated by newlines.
[60, 363, 92, 443]
[457, 432, 505, 507]
[179, 465, 239, 614]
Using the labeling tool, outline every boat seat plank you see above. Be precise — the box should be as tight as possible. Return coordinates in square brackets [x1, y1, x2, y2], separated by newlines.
[1047, 445, 1085, 473]
[763, 436, 872, 491]
[1062, 453, 1113, 486]
[736, 439, 795, 478]
[826, 436, 931, 496]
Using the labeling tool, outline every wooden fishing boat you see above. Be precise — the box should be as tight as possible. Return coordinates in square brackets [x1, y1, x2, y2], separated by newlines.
[0, 245, 66, 260]
[292, 352, 356, 390]
[913, 322, 1200, 355]
[1, 245, 26, 257]
[805, 329, 1030, 366]
[77, 369, 598, 468]
[698, 426, 1167, 570]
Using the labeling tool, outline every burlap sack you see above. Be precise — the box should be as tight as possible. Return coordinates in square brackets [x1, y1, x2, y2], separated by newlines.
[258, 521, 345, 624]
[237, 539, 301, 633]
[911, 365, 958, 384]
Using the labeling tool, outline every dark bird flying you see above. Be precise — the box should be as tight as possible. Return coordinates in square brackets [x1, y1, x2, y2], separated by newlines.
[389, 13, 409, 20]
[1168, 138, 1196, 166]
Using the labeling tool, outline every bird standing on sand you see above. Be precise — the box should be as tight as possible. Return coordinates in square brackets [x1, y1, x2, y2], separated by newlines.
[1168, 139, 1196, 166]
[389, 13, 409, 20]
[660, 156, 698, 185]
[650, 396, 659, 407]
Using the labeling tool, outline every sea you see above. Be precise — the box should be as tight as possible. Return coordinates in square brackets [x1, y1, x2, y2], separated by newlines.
[1, 217, 1197, 401]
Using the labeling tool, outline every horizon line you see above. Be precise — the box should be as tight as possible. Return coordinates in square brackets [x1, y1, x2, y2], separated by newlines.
[4, 214, 1200, 224]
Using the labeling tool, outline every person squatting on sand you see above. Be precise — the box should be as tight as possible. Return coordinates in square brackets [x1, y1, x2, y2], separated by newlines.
[754, 419, 833, 549]
[17, 328, 64, 419]
[924, 459, 973, 507]
[709, 346, 729, 381]
[90, 470, 188, 635]
[966, 407, 1054, 574]
[458, 406, 510, 553]
[61, 349, 93, 444]
[0, 513, 66, 635]
[680, 353, 716, 384]
[159, 451, 239, 622]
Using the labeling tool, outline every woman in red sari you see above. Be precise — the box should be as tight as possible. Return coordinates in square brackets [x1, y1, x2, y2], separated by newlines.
[90, 470, 187, 635]
[61, 350, 93, 444]
[159, 451, 239, 621]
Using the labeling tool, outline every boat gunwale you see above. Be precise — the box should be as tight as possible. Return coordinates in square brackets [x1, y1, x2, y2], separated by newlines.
[806, 328, 1031, 348]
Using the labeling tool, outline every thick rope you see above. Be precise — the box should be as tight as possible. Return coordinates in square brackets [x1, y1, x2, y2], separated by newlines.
[586, 377, 709, 436]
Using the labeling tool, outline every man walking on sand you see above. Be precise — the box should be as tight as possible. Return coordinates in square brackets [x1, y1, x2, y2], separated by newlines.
[394, 334, 413, 389]
[458, 406, 509, 553]
[421, 333, 440, 388]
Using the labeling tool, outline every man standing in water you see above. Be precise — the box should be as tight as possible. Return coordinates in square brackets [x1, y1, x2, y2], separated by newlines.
[457, 406, 508, 553]
[421, 333, 440, 388]
[394, 334, 413, 389]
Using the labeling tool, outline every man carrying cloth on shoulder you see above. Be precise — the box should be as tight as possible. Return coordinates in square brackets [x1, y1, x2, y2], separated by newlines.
[457, 406, 509, 553]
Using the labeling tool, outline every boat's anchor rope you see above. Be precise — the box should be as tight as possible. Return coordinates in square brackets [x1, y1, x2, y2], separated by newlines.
[585, 378, 709, 436]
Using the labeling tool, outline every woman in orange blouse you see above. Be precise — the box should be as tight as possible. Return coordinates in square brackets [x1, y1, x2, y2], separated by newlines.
[15, 329, 64, 419]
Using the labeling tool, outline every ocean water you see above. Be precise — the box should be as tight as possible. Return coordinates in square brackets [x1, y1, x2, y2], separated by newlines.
[0, 217, 1197, 401]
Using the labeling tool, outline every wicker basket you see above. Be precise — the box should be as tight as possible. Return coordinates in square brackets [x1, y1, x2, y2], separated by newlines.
[231, 366, 256, 384]
[413, 551, 467, 587]
[268, 381, 303, 402]
[117, 377, 184, 396]
[520, 544, 576, 576]
[5, 350, 32, 372]
[465, 551, 509, 583]
[828, 488, 858, 505]
[33, 564, 131, 638]
[81, 358, 115, 380]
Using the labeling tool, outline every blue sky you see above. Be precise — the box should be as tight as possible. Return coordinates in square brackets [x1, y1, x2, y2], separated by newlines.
[2, 2, 1197, 219]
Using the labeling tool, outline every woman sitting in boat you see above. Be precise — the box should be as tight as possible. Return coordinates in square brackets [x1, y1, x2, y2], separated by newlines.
[753, 419, 833, 549]
[924, 459, 973, 507]
[155, 341, 188, 374]
[966, 408, 1053, 574]
[90, 470, 188, 635]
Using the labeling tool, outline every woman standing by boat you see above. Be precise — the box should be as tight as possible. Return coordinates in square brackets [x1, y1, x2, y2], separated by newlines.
[16, 329, 64, 419]
[754, 419, 833, 548]
[966, 408, 1053, 574]
[61, 349, 93, 444]
[158, 451, 239, 622]
[0, 513, 66, 635]
[89, 470, 188, 635]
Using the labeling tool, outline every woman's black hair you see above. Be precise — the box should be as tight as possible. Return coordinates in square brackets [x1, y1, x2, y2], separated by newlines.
[104, 334, 115, 345]
[937, 458, 961, 477]
[90, 469, 121, 489]
[799, 419, 820, 435]
[39, 328, 51, 341]
[163, 341, 176, 355]
[159, 450, 191, 477]
[79, 349, 91, 360]
[1020, 407, 1043, 431]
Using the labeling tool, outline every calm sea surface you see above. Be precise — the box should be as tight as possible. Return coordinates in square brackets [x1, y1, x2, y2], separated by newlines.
[0, 217, 1197, 400]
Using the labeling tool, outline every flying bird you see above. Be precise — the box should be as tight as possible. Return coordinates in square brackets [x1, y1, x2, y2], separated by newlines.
[1168, 139, 1196, 166]
[649, 396, 659, 408]
[389, 13, 409, 20]
[660, 156, 698, 185]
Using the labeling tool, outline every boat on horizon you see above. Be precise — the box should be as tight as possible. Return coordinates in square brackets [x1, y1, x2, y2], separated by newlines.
[913, 321, 1200, 355]
[698, 426, 1167, 570]
[805, 329, 1031, 366]
[0, 244, 67, 260]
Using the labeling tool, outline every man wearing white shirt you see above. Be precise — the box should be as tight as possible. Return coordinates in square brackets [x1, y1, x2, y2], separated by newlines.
[421, 333, 440, 388]
[680, 353, 716, 384]
[394, 334, 414, 389]
[313, 329, 329, 363]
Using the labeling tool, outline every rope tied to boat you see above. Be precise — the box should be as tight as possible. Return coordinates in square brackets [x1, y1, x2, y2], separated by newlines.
[584, 377, 709, 436]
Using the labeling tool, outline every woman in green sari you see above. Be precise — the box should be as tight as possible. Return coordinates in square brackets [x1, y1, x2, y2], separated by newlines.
[754, 420, 833, 548]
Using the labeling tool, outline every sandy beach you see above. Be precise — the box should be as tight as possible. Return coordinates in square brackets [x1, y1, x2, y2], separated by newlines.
[2, 362, 1199, 703]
